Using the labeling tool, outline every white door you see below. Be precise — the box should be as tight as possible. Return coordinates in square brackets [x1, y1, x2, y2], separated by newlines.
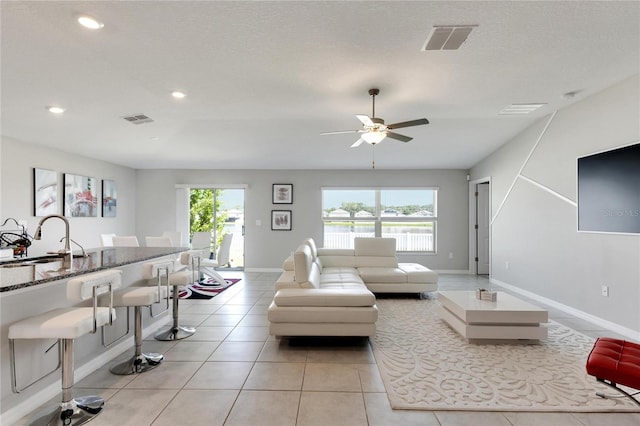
[476, 182, 490, 275]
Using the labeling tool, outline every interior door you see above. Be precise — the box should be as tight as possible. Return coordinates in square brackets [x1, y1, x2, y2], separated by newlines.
[476, 182, 490, 275]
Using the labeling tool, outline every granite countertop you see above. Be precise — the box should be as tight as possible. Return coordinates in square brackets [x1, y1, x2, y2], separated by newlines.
[0, 247, 187, 293]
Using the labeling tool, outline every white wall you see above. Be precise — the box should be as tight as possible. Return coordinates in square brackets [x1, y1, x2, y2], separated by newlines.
[1, 136, 470, 270]
[0, 136, 136, 255]
[135, 169, 470, 270]
[470, 74, 640, 334]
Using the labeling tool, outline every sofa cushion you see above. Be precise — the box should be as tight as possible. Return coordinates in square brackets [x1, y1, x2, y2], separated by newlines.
[354, 256, 398, 268]
[320, 272, 362, 285]
[294, 244, 310, 276]
[268, 302, 378, 324]
[282, 255, 294, 271]
[354, 237, 396, 257]
[273, 288, 375, 307]
[303, 238, 318, 259]
[318, 249, 356, 268]
[398, 263, 439, 283]
[322, 266, 358, 274]
[275, 270, 298, 290]
[306, 263, 321, 289]
[358, 267, 407, 283]
[317, 248, 354, 257]
[320, 282, 370, 292]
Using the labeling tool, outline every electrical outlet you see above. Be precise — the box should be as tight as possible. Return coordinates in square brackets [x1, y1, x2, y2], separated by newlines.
[601, 285, 609, 297]
[448, 252, 453, 259]
[505, 261, 510, 270]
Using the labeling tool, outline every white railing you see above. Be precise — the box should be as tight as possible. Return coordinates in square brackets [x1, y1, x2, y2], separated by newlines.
[324, 232, 434, 252]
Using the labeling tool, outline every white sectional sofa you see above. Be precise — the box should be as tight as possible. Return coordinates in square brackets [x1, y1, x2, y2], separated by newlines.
[267, 237, 438, 337]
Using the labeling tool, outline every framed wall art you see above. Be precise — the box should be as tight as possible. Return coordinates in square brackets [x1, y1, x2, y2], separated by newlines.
[102, 179, 117, 217]
[271, 210, 292, 231]
[33, 168, 59, 216]
[272, 183, 293, 204]
[64, 173, 98, 217]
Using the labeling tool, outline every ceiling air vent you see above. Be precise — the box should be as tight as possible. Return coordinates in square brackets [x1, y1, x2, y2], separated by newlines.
[122, 113, 154, 125]
[499, 103, 547, 115]
[422, 25, 477, 51]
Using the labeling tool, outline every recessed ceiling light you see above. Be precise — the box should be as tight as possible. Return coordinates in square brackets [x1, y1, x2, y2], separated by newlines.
[47, 106, 65, 114]
[171, 91, 186, 99]
[77, 15, 104, 30]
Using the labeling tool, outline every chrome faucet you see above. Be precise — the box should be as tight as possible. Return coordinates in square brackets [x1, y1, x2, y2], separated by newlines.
[60, 236, 87, 257]
[34, 214, 72, 263]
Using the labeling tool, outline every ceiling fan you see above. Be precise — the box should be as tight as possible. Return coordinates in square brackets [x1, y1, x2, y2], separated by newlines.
[321, 88, 429, 147]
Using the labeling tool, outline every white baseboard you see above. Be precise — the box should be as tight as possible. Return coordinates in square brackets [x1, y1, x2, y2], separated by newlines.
[0, 316, 170, 425]
[244, 267, 282, 273]
[491, 278, 640, 341]
[434, 269, 470, 274]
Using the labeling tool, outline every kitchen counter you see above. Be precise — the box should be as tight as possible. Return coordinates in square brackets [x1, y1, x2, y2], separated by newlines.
[1, 246, 187, 422]
[0, 247, 187, 293]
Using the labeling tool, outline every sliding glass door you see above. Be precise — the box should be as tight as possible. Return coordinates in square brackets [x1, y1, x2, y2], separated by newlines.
[190, 187, 245, 269]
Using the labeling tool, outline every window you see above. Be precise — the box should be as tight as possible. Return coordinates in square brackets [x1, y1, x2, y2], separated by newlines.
[322, 188, 437, 253]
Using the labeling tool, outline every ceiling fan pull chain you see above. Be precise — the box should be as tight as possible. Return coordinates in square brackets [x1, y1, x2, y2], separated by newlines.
[372, 145, 375, 169]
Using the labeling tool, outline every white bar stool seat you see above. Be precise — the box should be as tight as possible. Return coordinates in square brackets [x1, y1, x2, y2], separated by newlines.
[8, 269, 121, 426]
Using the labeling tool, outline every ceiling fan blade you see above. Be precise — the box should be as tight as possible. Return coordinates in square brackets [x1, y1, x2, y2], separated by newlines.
[351, 138, 365, 148]
[321, 130, 360, 135]
[386, 132, 413, 143]
[356, 115, 374, 126]
[387, 118, 429, 130]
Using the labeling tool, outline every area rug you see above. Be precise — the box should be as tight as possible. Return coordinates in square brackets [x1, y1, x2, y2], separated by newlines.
[178, 278, 240, 300]
[371, 297, 639, 412]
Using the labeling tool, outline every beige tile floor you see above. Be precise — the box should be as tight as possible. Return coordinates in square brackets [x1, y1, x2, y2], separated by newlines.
[16, 272, 640, 426]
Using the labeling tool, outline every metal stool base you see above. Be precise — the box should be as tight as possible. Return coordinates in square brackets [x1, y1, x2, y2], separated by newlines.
[155, 325, 195, 341]
[28, 395, 104, 426]
[109, 353, 163, 375]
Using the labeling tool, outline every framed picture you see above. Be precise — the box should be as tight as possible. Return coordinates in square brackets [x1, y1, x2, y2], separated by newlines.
[64, 173, 98, 217]
[272, 183, 293, 204]
[102, 179, 117, 217]
[271, 210, 292, 231]
[33, 168, 58, 216]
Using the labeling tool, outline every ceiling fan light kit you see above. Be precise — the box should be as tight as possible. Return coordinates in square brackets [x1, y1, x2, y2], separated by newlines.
[322, 88, 429, 148]
[361, 130, 386, 145]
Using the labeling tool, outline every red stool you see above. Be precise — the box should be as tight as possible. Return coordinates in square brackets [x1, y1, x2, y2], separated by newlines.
[586, 337, 640, 407]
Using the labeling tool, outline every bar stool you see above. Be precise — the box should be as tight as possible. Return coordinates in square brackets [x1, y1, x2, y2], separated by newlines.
[108, 260, 173, 375]
[8, 269, 121, 426]
[154, 252, 199, 341]
[111, 236, 140, 247]
[145, 236, 173, 247]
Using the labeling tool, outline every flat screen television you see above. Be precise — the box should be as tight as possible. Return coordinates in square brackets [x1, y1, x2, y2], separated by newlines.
[577, 142, 640, 234]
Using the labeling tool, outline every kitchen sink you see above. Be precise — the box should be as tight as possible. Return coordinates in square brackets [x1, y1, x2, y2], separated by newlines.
[0, 255, 64, 268]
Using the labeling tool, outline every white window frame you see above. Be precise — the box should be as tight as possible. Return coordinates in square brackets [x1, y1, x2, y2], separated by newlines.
[321, 187, 438, 253]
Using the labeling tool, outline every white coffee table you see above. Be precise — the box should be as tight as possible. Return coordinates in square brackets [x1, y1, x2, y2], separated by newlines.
[437, 291, 548, 342]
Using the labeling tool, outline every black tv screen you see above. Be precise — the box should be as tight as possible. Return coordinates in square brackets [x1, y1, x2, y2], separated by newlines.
[577, 142, 640, 234]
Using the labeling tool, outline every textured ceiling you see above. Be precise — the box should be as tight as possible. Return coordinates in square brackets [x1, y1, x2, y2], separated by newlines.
[1, 1, 639, 170]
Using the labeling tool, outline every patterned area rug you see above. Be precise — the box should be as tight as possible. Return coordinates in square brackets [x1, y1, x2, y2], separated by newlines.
[371, 297, 639, 412]
[178, 278, 240, 299]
